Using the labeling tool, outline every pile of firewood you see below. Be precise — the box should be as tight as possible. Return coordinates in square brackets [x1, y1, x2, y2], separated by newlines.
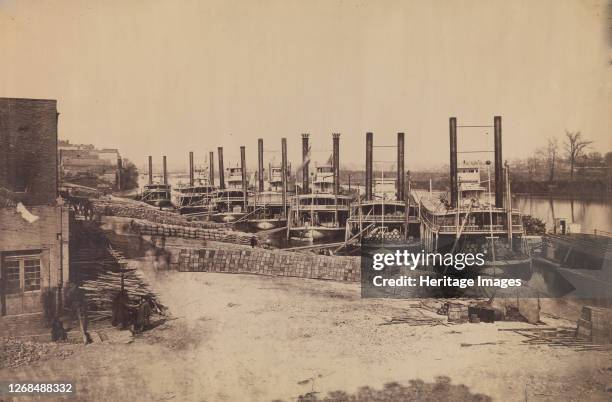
[72, 242, 165, 315]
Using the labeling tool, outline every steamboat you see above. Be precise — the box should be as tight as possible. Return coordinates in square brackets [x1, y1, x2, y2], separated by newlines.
[246, 164, 289, 231]
[345, 132, 419, 244]
[345, 184, 419, 244]
[287, 164, 351, 242]
[141, 156, 172, 208]
[417, 117, 532, 280]
[172, 171, 216, 215]
[211, 164, 250, 223]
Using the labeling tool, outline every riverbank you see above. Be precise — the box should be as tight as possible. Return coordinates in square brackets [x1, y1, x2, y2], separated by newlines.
[1, 262, 610, 401]
[511, 179, 610, 200]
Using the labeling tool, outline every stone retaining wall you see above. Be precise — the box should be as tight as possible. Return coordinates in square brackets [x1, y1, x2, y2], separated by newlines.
[174, 246, 361, 282]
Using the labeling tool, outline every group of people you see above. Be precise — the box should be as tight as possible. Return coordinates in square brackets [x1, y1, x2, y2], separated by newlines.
[49, 284, 153, 342]
[66, 195, 96, 220]
[112, 290, 153, 334]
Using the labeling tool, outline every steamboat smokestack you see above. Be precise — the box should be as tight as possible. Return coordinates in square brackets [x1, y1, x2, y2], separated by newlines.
[240, 146, 247, 208]
[281, 138, 288, 218]
[397, 132, 405, 201]
[332, 133, 340, 195]
[116, 157, 122, 190]
[217, 147, 225, 189]
[449, 117, 458, 208]
[162, 155, 168, 185]
[209, 151, 215, 186]
[365, 132, 373, 200]
[148, 156, 153, 185]
[189, 152, 194, 186]
[494, 116, 503, 208]
[301, 133, 310, 194]
[258, 138, 264, 192]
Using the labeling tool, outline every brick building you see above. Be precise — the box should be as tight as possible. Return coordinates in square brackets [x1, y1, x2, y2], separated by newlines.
[59, 140, 120, 190]
[0, 98, 70, 316]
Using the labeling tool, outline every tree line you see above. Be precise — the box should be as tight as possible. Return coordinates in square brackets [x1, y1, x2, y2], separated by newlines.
[510, 131, 610, 197]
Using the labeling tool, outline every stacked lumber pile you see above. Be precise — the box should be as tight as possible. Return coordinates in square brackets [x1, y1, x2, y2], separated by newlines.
[71, 222, 165, 315]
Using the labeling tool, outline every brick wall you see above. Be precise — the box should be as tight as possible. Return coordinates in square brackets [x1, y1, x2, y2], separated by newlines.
[0, 98, 58, 205]
[0, 205, 70, 315]
[174, 246, 360, 282]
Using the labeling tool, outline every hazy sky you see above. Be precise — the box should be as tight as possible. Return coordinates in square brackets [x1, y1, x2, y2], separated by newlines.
[1, 0, 610, 171]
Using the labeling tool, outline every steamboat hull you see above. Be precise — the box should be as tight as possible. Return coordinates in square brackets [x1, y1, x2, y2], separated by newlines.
[247, 218, 287, 231]
[431, 233, 533, 281]
[211, 212, 245, 223]
[178, 205, 212, 215]
[144, 199, 173, 209]
[289, 226, 345, 242]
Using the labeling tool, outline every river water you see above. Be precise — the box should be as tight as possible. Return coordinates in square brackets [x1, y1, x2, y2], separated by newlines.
[513, 195, 611, 234]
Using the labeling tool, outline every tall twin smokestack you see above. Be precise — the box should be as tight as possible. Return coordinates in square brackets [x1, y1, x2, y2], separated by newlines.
[162, 156, 167, 185]
[494, 116, 503, 208]
[189, 152, 194, 186]
[148, 156, 153, 185]
[301, 134, 309, 194]
[397, 132, 405, 201]
[449, 118, 458, 208]
[258, 138, 264, 192]
[240, 146, 247, 206]
[117, 157, 123, 189]
[365, 132, 373, 200]
[448, 116, 503, 209]
[281, 138, 288, 218]
[209, 151, 215, 186]
[332, 133, 340, 195]
[217, 147, 225, 189]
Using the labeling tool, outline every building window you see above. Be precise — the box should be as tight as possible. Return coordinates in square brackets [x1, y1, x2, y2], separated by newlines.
[2, 253, 42, 293]
[4, 260, 21, 294]
[24, 259, 41, 291]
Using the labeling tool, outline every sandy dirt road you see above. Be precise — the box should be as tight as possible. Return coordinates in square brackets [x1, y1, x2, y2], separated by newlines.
[1, 261, 611, 401]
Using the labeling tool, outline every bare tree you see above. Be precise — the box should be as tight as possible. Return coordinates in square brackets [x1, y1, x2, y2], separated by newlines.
[537, 137, 559, 182]
[564, 131, 592, 180]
